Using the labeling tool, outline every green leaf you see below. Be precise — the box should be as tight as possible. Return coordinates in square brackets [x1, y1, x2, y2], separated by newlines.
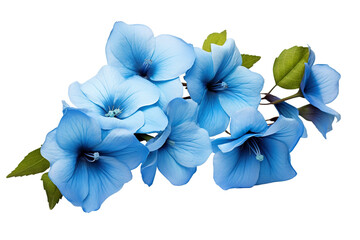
[241, 54, 261, 68]
[41, 173, 62, 210]
[7, 148, 50, 178]
[202, 30, 227, 52]
[273, 46, 310, 89]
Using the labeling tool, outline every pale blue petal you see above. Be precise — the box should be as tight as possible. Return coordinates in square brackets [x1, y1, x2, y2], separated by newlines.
[167, 98, 198, 126]
[86, 110, 144, 133]
[185, 48, 214, 103]
[137, 105, 168, 134]
[106, 21, 155, 78]
[56, 108, 102, 151]
[113, 76, 160, 118]
[41, 129, 76, 165]
[218, 66, 264, 117]
[262, 116, 303, 152]
[166, 122, 212, 168]
[147, 34, 195, 81]
[79, 66, 127, 110]
[302, 64, 340, 104]
[146, 125, 171, 152]
[94, 128, 148, 170]
[68, 82, 105, 115]
[197, 92, 230, 136]
[299, 104, 335, 139]
[211, 137, 234, 153]
[49, 159, 88, 207]
[218, 133, 261, 153]
[213, 147, 260, 190]
[157, 148, 196, 186]
[153, 78, 183, 110]
[211, 39, 242, 81]
[81, 156, 132, 212]
[229, 107, 267, 139]
[141, 151, 158, 186]
[256, 138, 296, 185]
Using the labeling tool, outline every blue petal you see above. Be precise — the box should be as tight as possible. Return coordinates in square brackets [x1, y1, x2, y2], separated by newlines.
[299, 104, 335, 139]
[94, 128, 148, 170]
[185, 48, 215, 103]
[256, 138, 297, 185]
[302, 64, 340, 104]
[211, 136, 234, 153]
[152, 78, 183, 110]
[218, 133, 262, 153]
[137, 105, 168, 134]
[197, 92, 230, 136]
[157, 148, 196, 186]
[213, 147, 260, 190]
[56, 108, 102, 152]
[147, 34, 195, 81]
[41, 129, 77, 165]
[81, 156, 132, 212]
[106, 21, 155, 78]
[308, 46, 315, 67]
[78, 66, 127, 111]
[166, 98, 198, 126]
[262, 116, 303, 152]
[86, 110, 145, 133]
[141, 151, 158, 186]
[304, 94, 341, 121]
[218, 66, 264, 117]
[146, 125, 171, 152]
[166, 122, 212, 168]
[49, 159, 88, 207]
[68, 82, 105, 115]
[265, 94, 307, 138]
[229, 107, 268, 139]
[113, 76, 160, 118]
[211, 39, 242, 81]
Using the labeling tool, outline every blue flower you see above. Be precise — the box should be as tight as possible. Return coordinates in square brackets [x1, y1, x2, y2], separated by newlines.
[184, 39, 264, 136]
[41, 108, 148, 212]
[212, 107, 303, 190]
[300, 60, 341, 137]
[106, 21, 195, 109]
[265, 94, 307, 138]
[141, 98, 212, 186]
[69, 65, 168, 134]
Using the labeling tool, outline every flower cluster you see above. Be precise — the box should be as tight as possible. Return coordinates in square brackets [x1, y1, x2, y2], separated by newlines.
[7, 22, 341, 212]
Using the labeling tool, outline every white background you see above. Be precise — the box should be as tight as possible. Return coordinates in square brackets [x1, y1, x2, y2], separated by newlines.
[0, 0, 359, 239]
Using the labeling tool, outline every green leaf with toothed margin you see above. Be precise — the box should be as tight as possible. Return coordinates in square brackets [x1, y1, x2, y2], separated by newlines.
[7, 148, 49, 178]
[41, 173, 62, 210]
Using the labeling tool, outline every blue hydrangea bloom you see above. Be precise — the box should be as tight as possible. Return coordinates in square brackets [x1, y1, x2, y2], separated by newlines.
[69, 65, 168, 134]
[184, 39, 264, 136]
[300, 61, 341, 137]
[106, 21, 195, 109]
[212, 107, 303, 190]
[141, 98, 212, 186]
[41, 108, 148, 212]
[265, 94, 307, 138]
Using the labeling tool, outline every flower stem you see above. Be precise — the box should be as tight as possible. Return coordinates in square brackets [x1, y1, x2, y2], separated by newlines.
[183, 96, 191, 99]
[135, 134, 154, 142]
[182, 82, 187, 87]
[261, 91, 303, 105]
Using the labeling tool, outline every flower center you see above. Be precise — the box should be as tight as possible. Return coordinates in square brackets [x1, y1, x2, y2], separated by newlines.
[139, 59, 152, 79]
[207, 81, 228, 92]
[247, 138, 264, 161]
[105, 108, 121, 118]
[83, 152, 100, 163]
[167, 139, 175, 146]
